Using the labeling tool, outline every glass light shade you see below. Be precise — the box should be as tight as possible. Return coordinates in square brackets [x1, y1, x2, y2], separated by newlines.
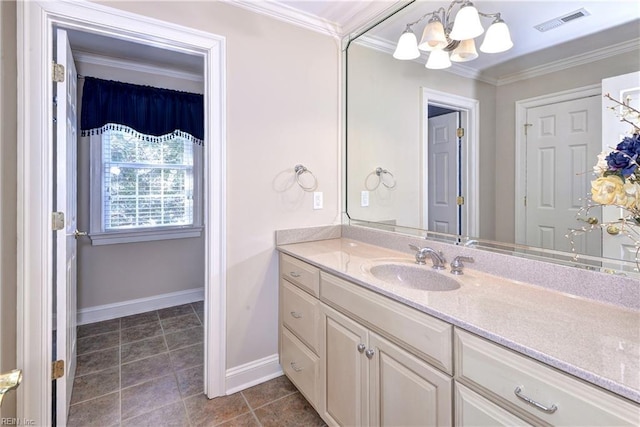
[480, 20, 513, 53]
[425, 49, 452, 69]
[450, 39, 478, 62]
[418, 18, 447, 51]
[449, 3, 484, 41]
[393, 29, 420, 60]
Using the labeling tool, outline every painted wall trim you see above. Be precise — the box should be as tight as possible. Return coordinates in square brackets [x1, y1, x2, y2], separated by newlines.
[77, 288, 204, 325]
[225, 354, 283, 395]
[74, 50, 203, 82]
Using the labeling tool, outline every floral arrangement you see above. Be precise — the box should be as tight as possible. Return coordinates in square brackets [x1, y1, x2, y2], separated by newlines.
[568, 93, 640, 268]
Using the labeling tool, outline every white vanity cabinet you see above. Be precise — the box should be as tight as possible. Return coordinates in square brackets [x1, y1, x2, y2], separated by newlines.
[279, 253, 453, 427]
[454, 329, 640, 426]
[322, 304, 452, 427]
[279, 254, 321, 408]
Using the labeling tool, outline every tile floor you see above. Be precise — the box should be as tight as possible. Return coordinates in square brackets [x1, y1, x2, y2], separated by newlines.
[68, 301, 324, 427]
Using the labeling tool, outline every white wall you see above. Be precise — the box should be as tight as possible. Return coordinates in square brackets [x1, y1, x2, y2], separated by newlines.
[494, 49, 640, 244]
[0, 0, 17, 419]
[74, 59, 205, 310]
[92, 1, 341, 370]
[347, 43, 496, 239]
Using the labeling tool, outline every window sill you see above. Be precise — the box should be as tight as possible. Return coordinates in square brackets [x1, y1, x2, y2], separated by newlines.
[89, 226, 203, 246]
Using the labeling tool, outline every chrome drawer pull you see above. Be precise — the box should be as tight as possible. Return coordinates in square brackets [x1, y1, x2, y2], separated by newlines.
[289, 271, 301, 278]
[290, 311, 303, 319]
[514, 386, 558, 414]
[290, 362, 303, 372]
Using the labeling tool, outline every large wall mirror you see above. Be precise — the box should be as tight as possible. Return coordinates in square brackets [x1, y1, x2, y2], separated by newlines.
[345, 0, 640, 272]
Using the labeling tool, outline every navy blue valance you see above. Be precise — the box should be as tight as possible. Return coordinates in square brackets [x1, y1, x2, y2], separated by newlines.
[80, 77, 204, 143]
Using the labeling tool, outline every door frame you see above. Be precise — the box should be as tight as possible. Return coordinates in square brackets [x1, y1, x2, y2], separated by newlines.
[421, 88, 479, 237]
[16, 1, 227, 423]
[514, 84, 601, 244]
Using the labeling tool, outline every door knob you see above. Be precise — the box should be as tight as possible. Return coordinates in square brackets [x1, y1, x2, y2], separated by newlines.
[73, 229, 88, 238]
[0, 369, 22, 407]
[606, 225, 621, 236]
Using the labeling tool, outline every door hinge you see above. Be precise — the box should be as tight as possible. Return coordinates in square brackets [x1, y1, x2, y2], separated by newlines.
[52, 211, 65, 231]
[457, 127, 465, 138]
[52, 62, 65, 83]
[456, 196, 465, 206]
[524, 123, 533, 135]
[52, 360, 64, 380]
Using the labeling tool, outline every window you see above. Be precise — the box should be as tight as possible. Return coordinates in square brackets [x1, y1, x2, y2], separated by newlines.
[90, 125, 202, 245]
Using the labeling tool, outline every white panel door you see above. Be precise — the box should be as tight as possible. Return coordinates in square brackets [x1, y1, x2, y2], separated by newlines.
[55, 28, 78, 426]
[525, 96, 601, 255]
[601, 71, 640, 264]
[428, 112, 458, 234]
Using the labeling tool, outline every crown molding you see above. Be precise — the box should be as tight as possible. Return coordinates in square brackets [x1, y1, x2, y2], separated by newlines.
[222, 0, 342, 37]
[73, 50, 203, 82]
[494, 38, 640, 86]
[354, 35, 497, 85]
[353, 35, 639, 87]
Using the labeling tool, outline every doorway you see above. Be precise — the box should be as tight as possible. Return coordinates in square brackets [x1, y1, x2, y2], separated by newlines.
[421, 88, 479, 237]
[17, 2, 226, 425]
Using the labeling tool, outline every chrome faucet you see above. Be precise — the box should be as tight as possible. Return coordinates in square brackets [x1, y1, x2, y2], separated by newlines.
[450, 255, 474, 275]
[409, 244, 446, 270]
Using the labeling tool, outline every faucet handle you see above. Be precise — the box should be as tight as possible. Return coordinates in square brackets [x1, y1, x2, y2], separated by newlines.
[451, 256, 474, 275]
[408, 244, 427, 265]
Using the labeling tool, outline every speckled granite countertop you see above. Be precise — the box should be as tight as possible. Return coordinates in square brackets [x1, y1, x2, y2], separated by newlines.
[278, 238, 640, 404]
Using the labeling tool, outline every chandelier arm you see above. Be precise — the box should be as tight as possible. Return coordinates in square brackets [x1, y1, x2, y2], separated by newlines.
[407, 7, 446, 28]
[477, 11, 502, 20]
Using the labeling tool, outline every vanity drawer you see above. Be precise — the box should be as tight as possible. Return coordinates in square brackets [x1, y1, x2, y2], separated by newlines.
[280, 253, 320, 297]
[454, 329, 640, 426]
[281, 279, 320, 354]
[320, 271, 453, 374]
[281, 327, 319, 408]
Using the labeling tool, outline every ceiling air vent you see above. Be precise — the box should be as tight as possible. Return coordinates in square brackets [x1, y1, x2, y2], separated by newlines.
[534, 8, 591, 32]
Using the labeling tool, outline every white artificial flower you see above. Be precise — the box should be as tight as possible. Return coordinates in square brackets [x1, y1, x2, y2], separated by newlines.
[593, 151, 609, 175]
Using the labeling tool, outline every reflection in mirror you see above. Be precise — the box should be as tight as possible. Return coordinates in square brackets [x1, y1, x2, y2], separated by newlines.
[345, 0, 640, 273]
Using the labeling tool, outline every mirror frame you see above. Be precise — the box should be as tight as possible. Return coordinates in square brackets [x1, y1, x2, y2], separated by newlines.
[340, 0, 640, 276]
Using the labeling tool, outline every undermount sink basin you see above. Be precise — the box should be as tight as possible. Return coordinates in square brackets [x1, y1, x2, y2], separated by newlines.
[366, 262, 461, 292]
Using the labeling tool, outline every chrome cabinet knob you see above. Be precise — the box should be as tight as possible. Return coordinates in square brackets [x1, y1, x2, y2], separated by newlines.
[365, 349, 375, 359]
[357, 343, 366, 353]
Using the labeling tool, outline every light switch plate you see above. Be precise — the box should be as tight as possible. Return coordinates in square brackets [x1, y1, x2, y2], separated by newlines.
[361, 191, 369, 207]
[313, 192, 323, 210]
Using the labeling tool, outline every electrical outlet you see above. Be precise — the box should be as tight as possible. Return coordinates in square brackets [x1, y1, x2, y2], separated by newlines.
[313, 192, 323, 210]
[361, 191, 369, 207]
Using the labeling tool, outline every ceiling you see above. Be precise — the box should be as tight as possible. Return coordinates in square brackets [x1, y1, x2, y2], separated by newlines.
[64, 0, 639, 82]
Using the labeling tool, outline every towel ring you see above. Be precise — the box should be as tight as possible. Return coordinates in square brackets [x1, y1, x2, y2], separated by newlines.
[365, 167, 396, 191]
[294, 164, 318, 192]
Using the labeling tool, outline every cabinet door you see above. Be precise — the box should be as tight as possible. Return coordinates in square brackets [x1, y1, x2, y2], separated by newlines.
[454, 382, 532, 427]
[369, 332, 453, 427]
[322, 305, 369, 427]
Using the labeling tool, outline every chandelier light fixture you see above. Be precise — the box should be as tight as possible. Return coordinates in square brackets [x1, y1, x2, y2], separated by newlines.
[393, 0, 513, 69]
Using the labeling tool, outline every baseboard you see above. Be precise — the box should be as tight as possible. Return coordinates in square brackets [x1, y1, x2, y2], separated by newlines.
[77, 288, 204, 325]
[225, 354, 283, 395]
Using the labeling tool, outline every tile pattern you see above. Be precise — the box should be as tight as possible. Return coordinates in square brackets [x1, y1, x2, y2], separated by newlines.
[68, 302, 324, 426]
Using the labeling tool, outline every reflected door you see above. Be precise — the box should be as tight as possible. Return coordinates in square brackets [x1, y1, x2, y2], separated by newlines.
[428, 112, 459, 234]
[525, 96, 602, 255]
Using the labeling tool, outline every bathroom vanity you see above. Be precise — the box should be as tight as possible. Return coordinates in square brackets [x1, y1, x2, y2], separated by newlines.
[277, 235, 640, 426]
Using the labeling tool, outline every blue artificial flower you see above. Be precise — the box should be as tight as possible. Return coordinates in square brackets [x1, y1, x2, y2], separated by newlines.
[616, 134, 640, 156]
[606, 150, 637, 176]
